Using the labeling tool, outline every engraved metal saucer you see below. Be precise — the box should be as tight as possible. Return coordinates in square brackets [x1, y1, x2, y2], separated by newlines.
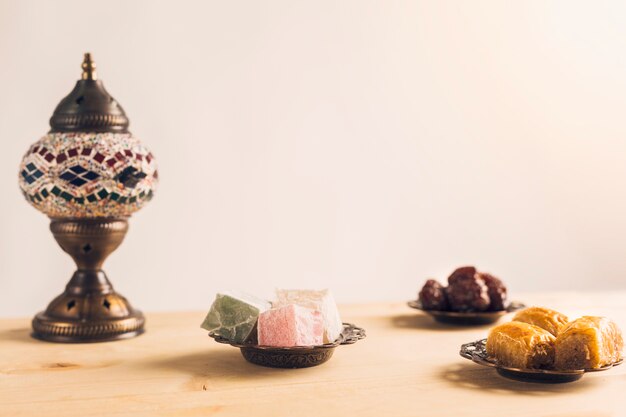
[408, 300, 525, 325]
[209, 323, 366, 368]
[460, 339, 623, 383]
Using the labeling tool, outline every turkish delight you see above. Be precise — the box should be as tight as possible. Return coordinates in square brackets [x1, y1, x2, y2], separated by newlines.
[258, 304, 324, 347]
[200, 292, 271, 344]
[274, 289, 343, 343]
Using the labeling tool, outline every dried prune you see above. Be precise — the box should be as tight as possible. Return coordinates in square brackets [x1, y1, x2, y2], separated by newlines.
[447, 266, 477, 285]
[480, 272, 508, 311]
[419, 279, 449, 311]
[446, 266, 490, 312]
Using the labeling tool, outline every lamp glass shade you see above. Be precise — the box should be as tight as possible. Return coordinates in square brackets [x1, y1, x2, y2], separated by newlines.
[19, 132, 158, 218]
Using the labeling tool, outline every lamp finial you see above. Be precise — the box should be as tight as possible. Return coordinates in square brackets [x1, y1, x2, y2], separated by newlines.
[81, 53, 97, 80]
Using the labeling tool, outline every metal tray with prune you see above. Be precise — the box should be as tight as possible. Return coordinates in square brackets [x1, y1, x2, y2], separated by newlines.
[408, 266, 525, 325]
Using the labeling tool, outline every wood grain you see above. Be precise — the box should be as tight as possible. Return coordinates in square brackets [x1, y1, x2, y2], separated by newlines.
[1, 292, 625, 417]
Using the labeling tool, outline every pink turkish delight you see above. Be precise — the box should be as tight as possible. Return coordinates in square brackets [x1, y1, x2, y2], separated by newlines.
[274, 289, 343, 343]
[258, 304, 324, 347]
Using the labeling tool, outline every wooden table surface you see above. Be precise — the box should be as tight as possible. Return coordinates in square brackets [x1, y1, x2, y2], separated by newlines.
[1, 292, 625, 417]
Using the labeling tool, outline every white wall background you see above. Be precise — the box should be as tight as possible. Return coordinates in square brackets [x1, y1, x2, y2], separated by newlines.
[1, 0, 626, 317]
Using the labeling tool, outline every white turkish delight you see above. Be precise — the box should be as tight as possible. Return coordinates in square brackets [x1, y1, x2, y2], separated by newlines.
[274, 289, 343, 343]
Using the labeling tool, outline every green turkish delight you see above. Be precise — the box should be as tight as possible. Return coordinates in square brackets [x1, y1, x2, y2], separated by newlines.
[201, 292, 271, 343]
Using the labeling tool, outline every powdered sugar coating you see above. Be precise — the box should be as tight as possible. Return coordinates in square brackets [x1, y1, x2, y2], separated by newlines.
[258, 304, 324, 347]
[274, 289, 343, 343]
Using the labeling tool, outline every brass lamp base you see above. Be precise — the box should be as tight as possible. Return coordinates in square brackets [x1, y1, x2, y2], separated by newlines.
[32, 218, 145, 343]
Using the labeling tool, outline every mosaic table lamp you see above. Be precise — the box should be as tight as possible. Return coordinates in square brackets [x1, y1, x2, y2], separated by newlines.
[18, 53, 158, 342]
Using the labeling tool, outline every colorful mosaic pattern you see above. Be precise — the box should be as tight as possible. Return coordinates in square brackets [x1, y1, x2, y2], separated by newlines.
[19, 132, 158, 218]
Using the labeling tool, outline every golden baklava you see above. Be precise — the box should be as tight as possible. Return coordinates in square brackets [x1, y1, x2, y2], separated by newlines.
[554, 316, 624, 370]
[513, 307, 569, 336]
[486, 321, 556, 369]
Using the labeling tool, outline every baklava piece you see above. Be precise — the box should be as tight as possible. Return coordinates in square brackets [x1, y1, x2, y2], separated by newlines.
[554, 316, 624, 370]
[513, 307, 569, 336]
[486, 322, 556, 369]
